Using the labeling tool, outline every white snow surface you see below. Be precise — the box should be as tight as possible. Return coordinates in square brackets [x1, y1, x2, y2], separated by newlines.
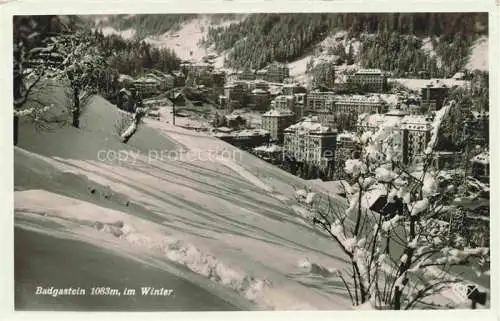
[466, 36, 488, 72]
[15, 95, 354, 310]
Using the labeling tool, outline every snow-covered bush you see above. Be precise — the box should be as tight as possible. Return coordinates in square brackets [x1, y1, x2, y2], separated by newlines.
[302, 101, 490, 310]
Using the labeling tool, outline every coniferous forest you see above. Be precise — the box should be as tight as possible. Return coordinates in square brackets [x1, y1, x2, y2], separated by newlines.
[200, 13, 487, 77]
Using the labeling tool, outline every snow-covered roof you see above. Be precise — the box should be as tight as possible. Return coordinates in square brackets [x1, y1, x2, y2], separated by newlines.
[118, 74, 134, 82]
[225, 114, 245, 120]
[252, 88, 269, 94]
[356, 69, 383, 75]
[262, 109, 294, 117]
[236, 129, 270, 137]
[385, 108, 408, 117]
[215, 127, 234, 133]
[424, 79, 449, 88]
[401, 115, 433, 130]
[285, 116, 335, 134]
[337, 132, 357, 142]
[472, 110, 489, 119]
[334, 95, 383, 104]
[471, 152, 489, 165]
[135, 77, 158, 84]
[254, 144, 283, 153]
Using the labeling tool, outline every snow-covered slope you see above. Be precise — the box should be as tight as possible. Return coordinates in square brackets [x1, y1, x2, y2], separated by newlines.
[15, 92, 353, 310]
[466, 36, 488, 72]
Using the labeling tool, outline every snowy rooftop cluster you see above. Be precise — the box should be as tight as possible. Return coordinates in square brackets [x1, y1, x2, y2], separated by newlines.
[285, 116, 334, 134]
[334, 94, 384, 104]
[262, 108, 295, 117]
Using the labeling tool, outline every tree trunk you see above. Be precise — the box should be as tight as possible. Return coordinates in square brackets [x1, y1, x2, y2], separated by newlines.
[121, 109, 144, 144]
[72, 88, 80, 128]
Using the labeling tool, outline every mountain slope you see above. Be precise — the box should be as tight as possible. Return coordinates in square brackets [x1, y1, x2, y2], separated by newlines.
[15, 92, 355, 310]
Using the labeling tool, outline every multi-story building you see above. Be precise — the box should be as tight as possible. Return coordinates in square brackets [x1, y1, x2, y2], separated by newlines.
[421, 80, 449, 111]
[283, 116, 337, 167]
[332, 95, 387, 115]
[282, 83, 307, 96]
[265, 62, 290, 83]
[249, 89, 270, 111]
[224, 82, 247, 111]
[218, 95, 228, 109]
[348, 69, 387, 93]
[471, 151, 489, 182]
[272, 95, 295, 111]
[357, 108, 434, 165]
[133, 77, 159, 97]
[306, 90, 336, 113]
[293, 93, 307, 120]
[261, 108, 296, 143]
[172, 71, 186, 87]
[256, 69, 268, 80]
[401, 115, 433, 164]
[181, 62, 214, 76]
[246, 80, 269, 91]
[212, 70, 226, 87]
[237, 68, 256, 81]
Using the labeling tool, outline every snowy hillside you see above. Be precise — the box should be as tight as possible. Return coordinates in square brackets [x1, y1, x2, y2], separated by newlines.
[466, 36, 488, 72]
[15, 91, 358, 310]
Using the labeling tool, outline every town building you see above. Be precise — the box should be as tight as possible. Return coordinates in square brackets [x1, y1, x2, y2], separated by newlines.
[217, 129, 270, 150]
[247, 80, 270, 91]
[249, 88, 270, 111]
[265, 62, 290, 83]
[282, 83, 307, 96]
[348, 69, 387, 93]
[306, 90, 336, 113]
[224, 82, 247, 111]
[237, 68, 257, 81]
[283, 116, 337, 168]
[332, 95, 387, 115]
[253, 144, 283, 164]
[212, 70, 226, 87]
[357, 108, 435, 165]
[272, 95, 295, 111]
[225, 114, 247, 129]
[261, 108, 296, 143]
[172, 71, 186, 87]
[133, 77, 159, 97]
[471, 151, 489, 181]
[401, 115, 433, 164]
[256, 69, 268, 80]
[421, 80, 449, 111]
[181, 62, 214, 76]
[432, 151, 460, 170]
[218, 95, 228, 109]
[293, 93, 307, 120]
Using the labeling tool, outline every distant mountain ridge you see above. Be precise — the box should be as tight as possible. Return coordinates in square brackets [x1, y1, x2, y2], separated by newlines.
[88, 13, 489, 76]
